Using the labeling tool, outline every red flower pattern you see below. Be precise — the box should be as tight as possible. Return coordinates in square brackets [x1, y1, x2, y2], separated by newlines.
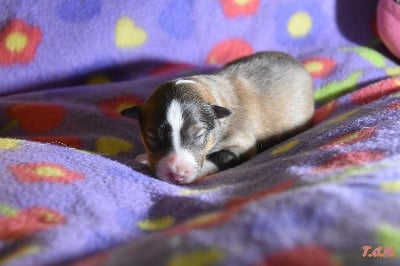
[9, 162, 85, 184]
[98, 95, 144, 119]
[220, 0, 260, 18]
[0, 206, 66, 241]
[0, 19, 42, 65]
[206, 38, 253, 65]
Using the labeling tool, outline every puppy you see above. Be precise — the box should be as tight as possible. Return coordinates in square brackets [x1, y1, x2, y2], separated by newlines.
[122, 51, 314, 184]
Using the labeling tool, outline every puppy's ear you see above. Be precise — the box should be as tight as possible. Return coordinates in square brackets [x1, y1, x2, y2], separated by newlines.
[121, 106, 141, 119]
[212, 105, 231, 119]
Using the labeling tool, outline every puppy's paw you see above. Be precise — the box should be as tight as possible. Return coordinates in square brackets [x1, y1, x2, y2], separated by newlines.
[135, 153, 149, 165]
[198, 160, 219, 177]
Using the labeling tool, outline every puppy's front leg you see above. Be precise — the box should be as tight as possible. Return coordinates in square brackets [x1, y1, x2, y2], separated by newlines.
[135, 153, 149, 165]
[198, 159, 219, 177]
[198, 150, 240, 178]
[205, 138, 258, 174]
[206, 150, 241, 171]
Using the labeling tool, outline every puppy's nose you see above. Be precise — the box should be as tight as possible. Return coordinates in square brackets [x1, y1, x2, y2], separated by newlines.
[156, 152, 197, 184]
[166, 170, 184, 183]
[165, 162, 193, 183]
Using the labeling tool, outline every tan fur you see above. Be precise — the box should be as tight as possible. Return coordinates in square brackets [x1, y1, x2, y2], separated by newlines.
[132, 51, 314, 180]
[183, 54, 314, 161]
[201, 131, 216, 162]
[189, 77, 219, 105]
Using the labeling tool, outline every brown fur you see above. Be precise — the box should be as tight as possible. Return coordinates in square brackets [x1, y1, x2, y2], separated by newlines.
[178, 52, 314, 162]
[127, 51, 314, 180]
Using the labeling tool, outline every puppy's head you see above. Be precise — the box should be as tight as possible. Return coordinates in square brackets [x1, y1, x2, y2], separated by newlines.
[122, 79, 230, 184]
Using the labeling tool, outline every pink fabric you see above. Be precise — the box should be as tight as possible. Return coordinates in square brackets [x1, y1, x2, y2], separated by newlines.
[377, 0, 400, 59]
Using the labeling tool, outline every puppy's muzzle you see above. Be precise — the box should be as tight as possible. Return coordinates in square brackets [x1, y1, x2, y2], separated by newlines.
[155, 151, 198, 184]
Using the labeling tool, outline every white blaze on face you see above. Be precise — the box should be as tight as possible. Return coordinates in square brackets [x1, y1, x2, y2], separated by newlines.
[167, 100, 184, 152]
[175, 79, 197, 86]
[155, 100, 198, 183]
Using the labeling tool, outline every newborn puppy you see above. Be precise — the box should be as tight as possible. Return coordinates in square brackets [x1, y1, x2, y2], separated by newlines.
[122, 51, 314, 184]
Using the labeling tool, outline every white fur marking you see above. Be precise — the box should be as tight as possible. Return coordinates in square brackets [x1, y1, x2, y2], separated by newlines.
[134, 153, 149, 165]
[199, 160, 219, 177]
[175, 79, 197, 86]
[167, 100, 184, 152]
[163, 100, 198, 182]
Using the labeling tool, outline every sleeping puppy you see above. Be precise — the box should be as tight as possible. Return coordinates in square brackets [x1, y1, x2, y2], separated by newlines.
[122, 51, 314, 184]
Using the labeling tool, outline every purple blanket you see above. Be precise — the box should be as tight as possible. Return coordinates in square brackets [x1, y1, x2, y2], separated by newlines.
[1, 0, 400, 265]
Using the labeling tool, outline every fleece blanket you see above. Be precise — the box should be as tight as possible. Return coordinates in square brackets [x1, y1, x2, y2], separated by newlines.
[1, 0, 400, 265]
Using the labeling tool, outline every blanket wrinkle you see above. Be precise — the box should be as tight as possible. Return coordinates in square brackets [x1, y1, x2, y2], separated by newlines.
[1, 0, 400, 265]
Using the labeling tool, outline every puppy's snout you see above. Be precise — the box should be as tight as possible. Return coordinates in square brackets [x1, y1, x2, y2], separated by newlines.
[166, 169, 186, 183]
[156, 152, 197, 184]
[165, 155, 189, 182]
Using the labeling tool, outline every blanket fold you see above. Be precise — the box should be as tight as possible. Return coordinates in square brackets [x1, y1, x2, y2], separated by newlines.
[1, 0, 400, 265]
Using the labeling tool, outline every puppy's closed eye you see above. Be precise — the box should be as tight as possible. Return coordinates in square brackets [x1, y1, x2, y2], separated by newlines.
[144, 131, 159, 148]
[145, 131, 157, 139]
[185, 127, 207, 144]
[184, 125, 199, 136]
[194, 129, 206, 139]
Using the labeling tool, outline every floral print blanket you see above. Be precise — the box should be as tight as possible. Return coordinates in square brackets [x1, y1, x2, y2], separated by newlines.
[1, 0, 400, 265]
